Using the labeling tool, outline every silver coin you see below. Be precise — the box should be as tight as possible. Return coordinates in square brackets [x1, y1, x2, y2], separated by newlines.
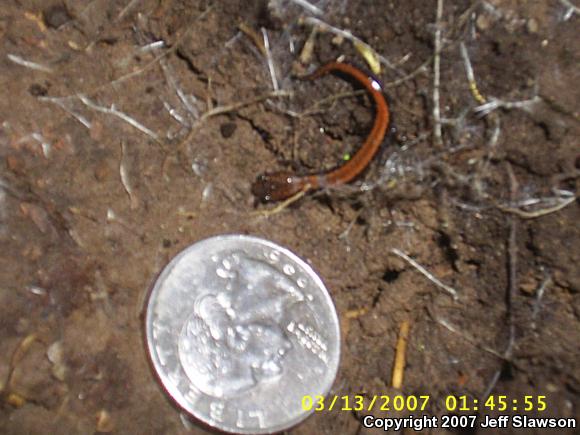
[145, 234, 340, 434]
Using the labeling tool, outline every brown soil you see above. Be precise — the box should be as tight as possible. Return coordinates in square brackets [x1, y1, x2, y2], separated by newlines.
[0, 1, 578, 434]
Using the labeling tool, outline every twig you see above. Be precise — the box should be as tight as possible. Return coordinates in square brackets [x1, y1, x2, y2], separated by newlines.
[176, 90, 292, 152]
[238, 23, 266, 56]
[505, 164, 518, 360]
[481, 1, 502, 19]
[487, 115, 501, 147]
[77, 95, 159, 141]
[17, 133, 52, 158]
[338, 209, 363, 241]
[460, 42, 486, 104]
[457, 41, 504, 189]
[251, 187, 309, 218]
[200, 90, 292, 122]
[37, 96, 92, 129]
[138, 40, 166, 53]
[301, 16, 400, 73]
[353, 40, 382, 75]
[107, 35, 188, 88]
[119, 141, 139, 209]
[559, 0, 580, 18]
[383, 57, 431, 88]
[2, 334, 44, 398]
[282, 89, 366, 118]
[299, 26, 317, 64]
[289, 0, 324, 15]
[390, 248, 459, 299]
[345, 308, 368, 319]
[433, 0, 445, 147]
[473, 114, 501, 192]
[435, 317, 504, 359]
[532, 273, 552, 329]
[7, 54, 53, 73]
[116, 0, 142, 21]
[480, 370, 502, 402]
[163, 101, 189, 127]
[160, 59, 200, 120]
[261, 28, 279, 91]
[392, 320, 411, 389]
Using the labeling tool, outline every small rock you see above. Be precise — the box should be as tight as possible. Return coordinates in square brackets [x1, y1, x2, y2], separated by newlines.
[520, 276, 538, 295]
[476, 14, 491, 31]
[331, 34, 344, 46]
[96, 409, 114, 433]
[43, 5, 72, 29]
[29, 83, 48, 97]
[5, 392, 26, 407]
[6, 155, 25, 175]
[220, 122, 236, 139]
[94, 160, 111, 182]
[526, 18, 539, 34]
[22, 244, 43, 261]
[47, 340, 66, 381]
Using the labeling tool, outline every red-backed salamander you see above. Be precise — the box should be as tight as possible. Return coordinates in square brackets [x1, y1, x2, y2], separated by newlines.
[251, 61, 390, 202]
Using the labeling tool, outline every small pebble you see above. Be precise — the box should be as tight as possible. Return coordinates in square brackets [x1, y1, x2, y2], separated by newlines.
[476, 14, 491, 31]
[220, 122, 236, 138]
[96, 409, 114, 433]
[545, 383, 559, 393]
[526, 18, 539, 34]
[47, 341, 66, 381]
[331, 35, 344, 46]
[29, 83, 48, 97]
[43, 5, 72, 29]
[6, 155, 25, 175]
[520, 277, 538, 295]
[94, 160, 111, 182]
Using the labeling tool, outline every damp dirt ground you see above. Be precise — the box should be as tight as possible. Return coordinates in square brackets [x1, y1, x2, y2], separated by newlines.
[0, 1, 578, 434]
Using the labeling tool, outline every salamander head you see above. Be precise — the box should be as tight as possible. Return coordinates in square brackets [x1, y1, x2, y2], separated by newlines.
[251, 172, 306, 202]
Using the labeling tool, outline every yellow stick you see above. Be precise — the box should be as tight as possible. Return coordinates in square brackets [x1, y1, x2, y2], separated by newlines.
[392, 320, 411, 389]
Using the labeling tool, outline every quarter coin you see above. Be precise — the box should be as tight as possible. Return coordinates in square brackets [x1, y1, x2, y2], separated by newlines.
[145, 234, 340, 434]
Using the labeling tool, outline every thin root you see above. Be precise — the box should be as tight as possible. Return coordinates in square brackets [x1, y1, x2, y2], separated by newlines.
[495, 196, 577, 219]
[391, 248, 459, 299]
[250, 187, 309, 218]
[435, 317, 505, 359]
[238, 22, 267, 57]
[261, 28, 279, 91]
[177, 90, 292, 152]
